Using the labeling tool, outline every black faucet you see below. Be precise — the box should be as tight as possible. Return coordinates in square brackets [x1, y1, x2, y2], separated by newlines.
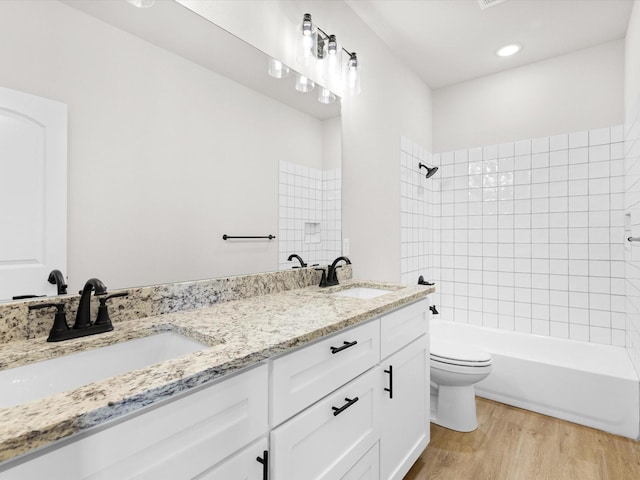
[48, 269, 68, 295]
[287, 254, 307, 268]
[321, 256, 351, 287]
[28, 279, 125, 342]
[74, 278, 108, 329]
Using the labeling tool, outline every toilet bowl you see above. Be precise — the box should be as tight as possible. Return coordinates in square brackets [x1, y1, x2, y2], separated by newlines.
[430, 337, 492, 432]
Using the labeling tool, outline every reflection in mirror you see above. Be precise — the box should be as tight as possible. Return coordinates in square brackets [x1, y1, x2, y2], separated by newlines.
[0, 0, 341, 301]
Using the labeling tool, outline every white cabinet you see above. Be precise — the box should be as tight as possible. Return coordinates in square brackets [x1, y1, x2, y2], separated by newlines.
[341, 443, 380, 480]
[1, 364, 269, 480]
[3, 296, 432, 480]
[270, 367, 380, 480]
[271, 297, 430, 480]
[196, 437, 268, 480]
[380, 300, 427, 359]
[379, 337, 429, 480]
[271, 319, 380, 426]
[379, 297, 429, 480]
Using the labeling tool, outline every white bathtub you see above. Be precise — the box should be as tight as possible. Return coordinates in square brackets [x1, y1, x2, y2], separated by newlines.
[431, 319, 640, 439]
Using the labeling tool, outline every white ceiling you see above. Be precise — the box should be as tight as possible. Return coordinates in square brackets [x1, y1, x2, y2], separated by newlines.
[346, 0, 634, 89]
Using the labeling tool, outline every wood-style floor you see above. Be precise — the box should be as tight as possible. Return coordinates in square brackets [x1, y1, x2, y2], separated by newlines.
[405, 398, 640, 480]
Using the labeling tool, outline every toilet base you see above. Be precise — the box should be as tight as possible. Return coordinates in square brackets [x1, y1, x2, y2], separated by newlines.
[431, 384, 478, 432]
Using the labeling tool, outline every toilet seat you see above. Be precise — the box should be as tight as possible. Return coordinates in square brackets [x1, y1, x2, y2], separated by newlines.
[430, 338, 492, 367]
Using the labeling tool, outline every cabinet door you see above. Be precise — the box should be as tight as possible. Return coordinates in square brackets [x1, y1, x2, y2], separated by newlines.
[380, 336, 429, 480]
[271, 367, 380, 480]
[196, 437, 268, 480]
[0, 364, 268, 480]
[340, 443, 379, 480]
[271, 319, 380, 426]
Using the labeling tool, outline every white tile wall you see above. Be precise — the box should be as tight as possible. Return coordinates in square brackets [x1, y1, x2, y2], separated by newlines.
[400, 137, 435, 286]
[625, 95, 640, 374]
[278, 160, 341, 270]
[402, 127, 626, 346]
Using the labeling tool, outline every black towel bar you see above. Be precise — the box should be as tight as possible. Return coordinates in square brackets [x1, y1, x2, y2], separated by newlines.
[222, 234, 276, 240]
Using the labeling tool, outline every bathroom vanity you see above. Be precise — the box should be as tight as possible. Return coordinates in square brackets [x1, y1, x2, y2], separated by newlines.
[0, 275, 433, 480]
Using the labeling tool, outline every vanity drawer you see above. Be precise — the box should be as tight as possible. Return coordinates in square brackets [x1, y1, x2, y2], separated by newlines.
[380, 298, 428, 359]
[271, 367, 380, 480]
[271, 319, 380, 426]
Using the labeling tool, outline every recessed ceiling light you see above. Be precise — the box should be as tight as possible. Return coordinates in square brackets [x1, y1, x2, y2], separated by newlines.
[496, 44, 522, 57]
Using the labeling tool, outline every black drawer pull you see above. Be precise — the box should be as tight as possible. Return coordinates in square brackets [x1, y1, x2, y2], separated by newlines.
[332, 396, 359, 416]
[384, 365, 393, 399]
[330, 340, 358, 354]
[256, 450, 269, 480]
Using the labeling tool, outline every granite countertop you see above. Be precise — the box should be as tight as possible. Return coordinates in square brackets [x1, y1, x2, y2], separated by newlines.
[0, 280, 434, 464]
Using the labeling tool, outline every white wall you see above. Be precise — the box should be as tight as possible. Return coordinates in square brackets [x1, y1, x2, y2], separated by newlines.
[624, 0, 640, 378]
[0, 1, 325, 292]
[626, 1, 640, 126]
[179, 0, 433, 282]
[433, 40, 625, 153]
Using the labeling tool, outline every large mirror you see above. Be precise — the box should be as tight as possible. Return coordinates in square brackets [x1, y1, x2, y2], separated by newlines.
[0, 0, 341, 300]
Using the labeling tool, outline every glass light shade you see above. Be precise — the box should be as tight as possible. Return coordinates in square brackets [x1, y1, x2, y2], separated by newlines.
[345, 53, 361, 96]
[126, 0, 155, 7]
[296, 14, 316, 65]
[267, 58, 290, 79]
[327, 35, 342, 79]
[318, 87, 336, 104]
[295, 74, 315, 93]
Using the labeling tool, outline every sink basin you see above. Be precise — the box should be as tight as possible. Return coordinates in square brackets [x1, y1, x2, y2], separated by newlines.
[331, 287, 393, 299]
[0, 332, 208, 408]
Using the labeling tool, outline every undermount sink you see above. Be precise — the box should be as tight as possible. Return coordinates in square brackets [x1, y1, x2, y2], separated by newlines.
[0, 332, 208, 408]
[331, 286, 393, 299]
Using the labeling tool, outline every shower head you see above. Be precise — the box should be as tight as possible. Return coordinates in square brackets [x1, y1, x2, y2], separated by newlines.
[418, 163, 438, 179]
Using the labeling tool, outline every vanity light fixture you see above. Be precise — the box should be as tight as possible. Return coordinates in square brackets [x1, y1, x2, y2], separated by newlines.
[125, 0, 155, 8]
[268, 13, 360, 104]
[297, 13, 360, 95]
[496, 43, 522, 57]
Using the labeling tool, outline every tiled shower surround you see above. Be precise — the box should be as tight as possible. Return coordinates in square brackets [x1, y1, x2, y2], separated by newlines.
[278, 160, 341, 270]
[625, 95, 640, 374]
[400, 137, 436, 287]
[401, 126, 627, 346]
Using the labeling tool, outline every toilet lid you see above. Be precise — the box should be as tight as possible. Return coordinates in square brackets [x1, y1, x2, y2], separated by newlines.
[430, 337, 492, 364]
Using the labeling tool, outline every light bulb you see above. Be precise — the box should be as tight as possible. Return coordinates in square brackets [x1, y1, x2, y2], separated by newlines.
[301, 13, 313, 37]
[328, 35, 338, 55]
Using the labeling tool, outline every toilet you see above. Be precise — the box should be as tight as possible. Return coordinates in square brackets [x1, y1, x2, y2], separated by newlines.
[430, 337, 492, 432]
